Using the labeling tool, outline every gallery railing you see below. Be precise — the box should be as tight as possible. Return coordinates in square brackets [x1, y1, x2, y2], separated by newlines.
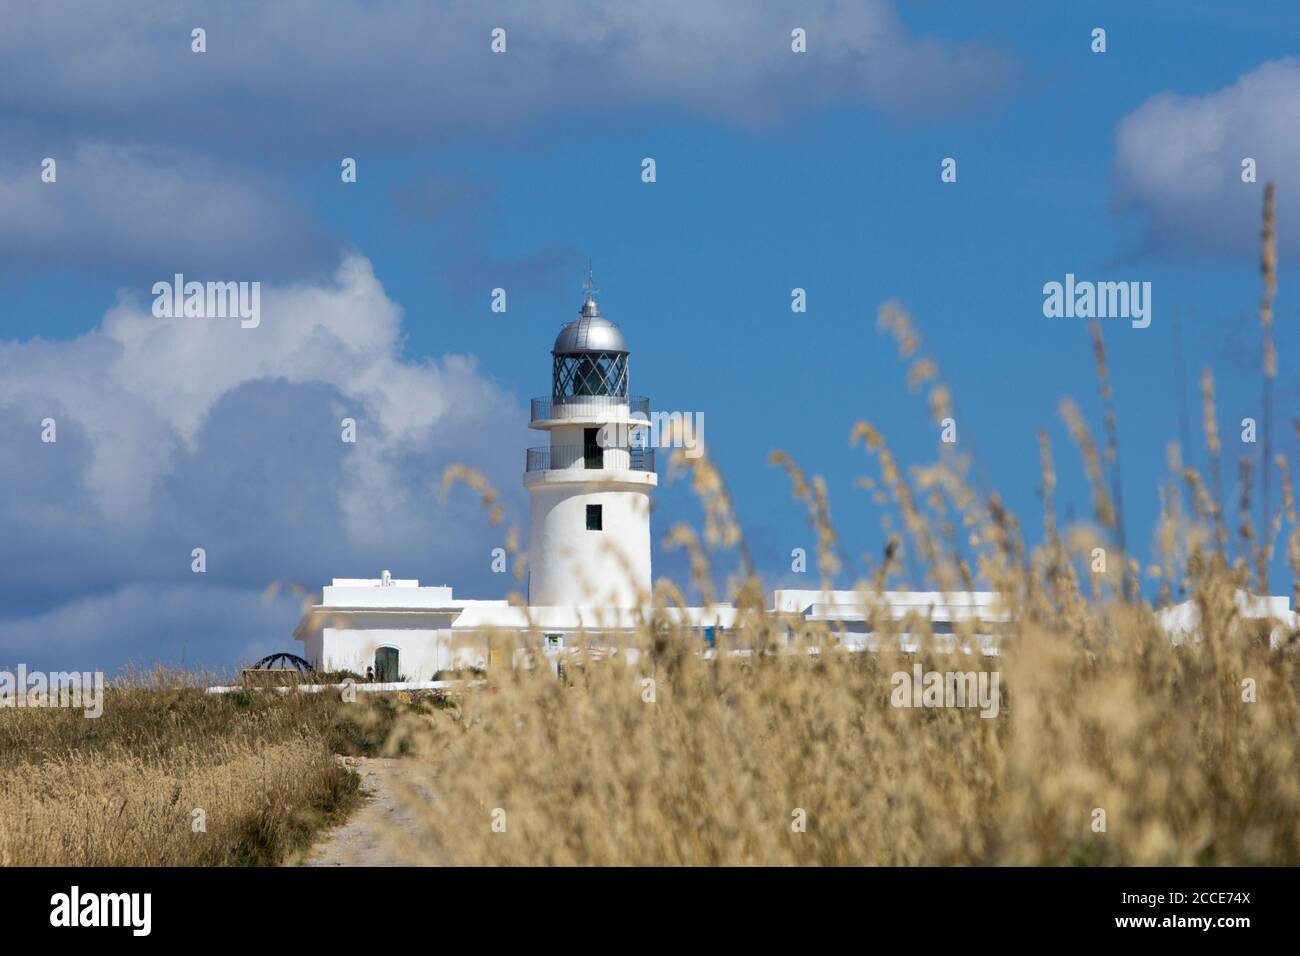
[525, 444, 655, 473]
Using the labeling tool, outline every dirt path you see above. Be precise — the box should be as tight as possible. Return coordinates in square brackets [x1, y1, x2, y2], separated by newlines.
[294, 756, 437, 866]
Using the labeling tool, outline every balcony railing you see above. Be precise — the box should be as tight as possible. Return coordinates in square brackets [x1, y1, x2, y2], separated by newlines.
[530, 395, 650, 423]
[526, 444, 655, 473]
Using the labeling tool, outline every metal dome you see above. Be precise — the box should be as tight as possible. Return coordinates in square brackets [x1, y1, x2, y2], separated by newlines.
[552, 297, 628, 354]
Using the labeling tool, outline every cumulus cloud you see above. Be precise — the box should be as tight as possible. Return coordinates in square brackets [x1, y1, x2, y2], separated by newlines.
[0, 0, 1016, 149]
[1114, 58, 1300, 258]
[0, 255, 528, 671]
[0, 142, 338, 276]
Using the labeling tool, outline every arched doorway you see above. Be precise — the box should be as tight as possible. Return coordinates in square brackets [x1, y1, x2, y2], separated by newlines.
[374, 646, 399, 682]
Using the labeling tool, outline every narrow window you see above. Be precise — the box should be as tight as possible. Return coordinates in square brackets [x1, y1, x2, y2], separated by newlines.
[586, 504, 603, 531]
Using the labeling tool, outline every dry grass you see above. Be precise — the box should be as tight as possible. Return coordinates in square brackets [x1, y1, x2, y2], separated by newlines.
[373, 602, 1298, 865]
[0, 671, 371, 865]
[369, 185, 1300, 866]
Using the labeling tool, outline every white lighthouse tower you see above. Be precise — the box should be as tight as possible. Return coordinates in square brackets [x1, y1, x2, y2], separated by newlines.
[525, 273, 656, 608]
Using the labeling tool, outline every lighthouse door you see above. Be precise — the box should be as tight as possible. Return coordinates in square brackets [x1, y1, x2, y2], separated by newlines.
[583, 427, 603, 469]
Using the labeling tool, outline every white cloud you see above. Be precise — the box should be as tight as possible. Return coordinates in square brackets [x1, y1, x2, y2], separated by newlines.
[0, 255, 528, 670]
[4, 254, 518, 513]
[0, 1, 1016, 145]
[104, 256, 407, 447]
[1114, 58, 1300, 257]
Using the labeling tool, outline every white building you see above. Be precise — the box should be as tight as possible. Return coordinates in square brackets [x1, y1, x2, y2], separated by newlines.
[294, 282, 735, 680]
[294, 282, 1297, 680]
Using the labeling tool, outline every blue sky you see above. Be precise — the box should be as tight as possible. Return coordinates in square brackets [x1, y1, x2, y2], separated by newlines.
[1, 1, 1297, 671]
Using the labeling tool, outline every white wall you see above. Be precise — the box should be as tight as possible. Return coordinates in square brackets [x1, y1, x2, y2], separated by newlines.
[302, 628, 324, 670]
[323, 583, 453, 607]
[320, 626, 490, 679]
[527, 481, 652, 607]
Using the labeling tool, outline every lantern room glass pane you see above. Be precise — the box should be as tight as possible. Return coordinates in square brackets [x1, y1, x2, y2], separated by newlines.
[553, 353, 627, 399]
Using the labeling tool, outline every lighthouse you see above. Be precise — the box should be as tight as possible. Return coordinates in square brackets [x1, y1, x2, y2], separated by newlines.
[525, 273, 656, 608]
